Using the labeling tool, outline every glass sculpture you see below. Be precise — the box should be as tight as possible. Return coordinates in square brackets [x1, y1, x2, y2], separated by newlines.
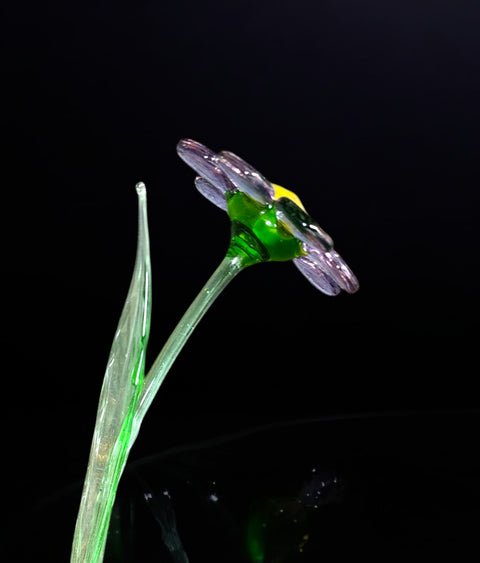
[70, 139, 359, 562]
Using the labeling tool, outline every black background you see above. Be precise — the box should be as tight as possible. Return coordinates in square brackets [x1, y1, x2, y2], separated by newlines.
[4, 1, 480, 559]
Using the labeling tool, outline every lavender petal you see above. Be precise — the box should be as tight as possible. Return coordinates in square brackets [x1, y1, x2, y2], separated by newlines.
[217, 150, 275, 204]
[176, 139, 234, 194]
[194, 176, 228, 211]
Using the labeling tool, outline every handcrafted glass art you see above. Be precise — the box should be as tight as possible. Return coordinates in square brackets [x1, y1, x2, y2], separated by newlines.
[71, 140, 359, 562]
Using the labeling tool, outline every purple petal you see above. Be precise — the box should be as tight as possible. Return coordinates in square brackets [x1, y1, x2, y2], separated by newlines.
[217, 150, 275, 204]
[275, 197, 334, 251]
[302, 244, 360, 294]
[293, 255, 342, 295]
[194, 176, 228, 211]
[176, 139, 234, 194]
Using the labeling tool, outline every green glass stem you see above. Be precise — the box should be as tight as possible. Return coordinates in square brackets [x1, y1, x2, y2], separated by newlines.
[71, 187, 277, 563]
[131, 190, 306, 442]
[129, 252, 247, 446]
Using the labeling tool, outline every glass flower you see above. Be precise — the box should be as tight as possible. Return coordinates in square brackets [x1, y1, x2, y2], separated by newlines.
[72, 140, 360, 563]
[177, 139, 359, 296]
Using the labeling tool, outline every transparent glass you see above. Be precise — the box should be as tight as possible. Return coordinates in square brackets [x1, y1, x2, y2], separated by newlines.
[70, 138, 361, 563]
[71, 183, 152, 562]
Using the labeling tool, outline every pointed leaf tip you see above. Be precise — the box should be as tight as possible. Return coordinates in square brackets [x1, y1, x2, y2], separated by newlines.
[136, 182, 146, 195]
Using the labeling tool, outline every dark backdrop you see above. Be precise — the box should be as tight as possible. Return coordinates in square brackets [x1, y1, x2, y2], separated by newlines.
[4, 1, 480, 558]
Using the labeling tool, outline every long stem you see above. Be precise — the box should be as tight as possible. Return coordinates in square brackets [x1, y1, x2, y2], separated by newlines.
[129, 253, 245, 447]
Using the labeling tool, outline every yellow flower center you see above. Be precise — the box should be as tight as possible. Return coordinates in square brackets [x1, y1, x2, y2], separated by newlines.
[272, 183, 306, 211]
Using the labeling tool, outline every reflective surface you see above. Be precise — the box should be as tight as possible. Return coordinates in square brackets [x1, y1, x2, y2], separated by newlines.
[26, 411, 480, 562]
